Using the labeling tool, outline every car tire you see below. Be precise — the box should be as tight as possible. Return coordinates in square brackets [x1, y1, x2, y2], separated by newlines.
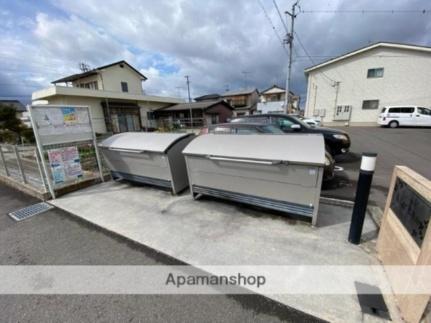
[388, 121, 399, 128]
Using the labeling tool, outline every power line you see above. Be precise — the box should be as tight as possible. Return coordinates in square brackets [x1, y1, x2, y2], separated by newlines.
[294, 31, 338, 85]
[299, 9, 429, 14]
[256, 0, 288, 54]
[272, 0, 288, 33]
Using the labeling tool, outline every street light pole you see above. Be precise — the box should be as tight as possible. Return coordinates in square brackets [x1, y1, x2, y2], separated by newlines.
[185, 75, 193, 127]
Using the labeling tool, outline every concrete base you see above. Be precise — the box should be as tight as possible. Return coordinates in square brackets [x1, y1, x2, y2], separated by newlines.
[50, 181, 400, 322]
[0, 174, 50, 200]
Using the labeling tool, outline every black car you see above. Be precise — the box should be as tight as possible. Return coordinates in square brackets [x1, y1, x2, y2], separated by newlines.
[202, 123, 285, 135]
[200, 122, 335, 182]
[230, 114, 350, 156]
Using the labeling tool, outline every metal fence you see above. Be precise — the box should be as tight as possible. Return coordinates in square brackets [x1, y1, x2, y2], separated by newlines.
[0, 141, 111, 196]
[0, 144, 47, 192]
[41, 140, 105, 191]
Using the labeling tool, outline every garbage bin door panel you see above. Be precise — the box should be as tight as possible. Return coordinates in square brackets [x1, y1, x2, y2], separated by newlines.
[186, 155, 318, 206]
[185, 155, 319, 187]
[102, 149, 171, 180]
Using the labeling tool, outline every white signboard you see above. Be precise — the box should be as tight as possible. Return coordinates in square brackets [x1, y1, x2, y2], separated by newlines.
[29, 105, 104, 198]
[31, 105, 93, 145]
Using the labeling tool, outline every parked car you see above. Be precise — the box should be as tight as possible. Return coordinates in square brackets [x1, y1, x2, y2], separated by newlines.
[230, 114, 350, 156]
[200, 122, 335, 182]
[377, 106, 431, 128]
[200, 123, 284, 135]
[289, 114, 321, 127]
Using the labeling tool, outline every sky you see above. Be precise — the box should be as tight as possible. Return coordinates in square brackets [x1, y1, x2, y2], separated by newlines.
[0, 0, 430, 105]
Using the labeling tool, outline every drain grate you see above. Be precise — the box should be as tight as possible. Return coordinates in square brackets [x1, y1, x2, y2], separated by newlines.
[8, 202, 53, 222]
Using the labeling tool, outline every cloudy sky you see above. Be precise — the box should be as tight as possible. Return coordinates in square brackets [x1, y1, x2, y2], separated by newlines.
[0, 0, 430, 105]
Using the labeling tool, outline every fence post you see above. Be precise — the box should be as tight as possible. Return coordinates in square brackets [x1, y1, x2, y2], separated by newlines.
[35, 147, 48, 191]
[14, 145, 27, 184]
[0, 145, 10, 177]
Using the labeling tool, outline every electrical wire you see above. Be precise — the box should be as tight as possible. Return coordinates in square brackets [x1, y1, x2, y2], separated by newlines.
[299, 9, 429, 14]
[293, 31, 338, 85]
[272, 0, 288, 33]
[256, 0, 288, 55]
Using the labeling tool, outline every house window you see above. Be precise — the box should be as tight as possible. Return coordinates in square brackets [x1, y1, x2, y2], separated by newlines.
[121, 82, 128, 92]
[367, 68, 384, 78]
[362, 100, 379, 110]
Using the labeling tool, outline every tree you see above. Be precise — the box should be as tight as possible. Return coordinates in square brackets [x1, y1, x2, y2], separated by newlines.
[0, 105, 25, 143]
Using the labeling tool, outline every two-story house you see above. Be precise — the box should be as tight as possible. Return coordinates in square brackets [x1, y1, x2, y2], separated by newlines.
[32, 61, 184, 133]
[221, 88, 259, 116]
[257, 85, 300, 114]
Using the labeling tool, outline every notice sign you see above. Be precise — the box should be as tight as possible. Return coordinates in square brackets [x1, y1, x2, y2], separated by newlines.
[62, 107, 78, 125]
[31, 105, 92, 145]
[48, 146, 83, 185]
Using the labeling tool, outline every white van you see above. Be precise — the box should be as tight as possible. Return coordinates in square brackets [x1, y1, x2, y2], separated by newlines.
[377, 106, 431, 128]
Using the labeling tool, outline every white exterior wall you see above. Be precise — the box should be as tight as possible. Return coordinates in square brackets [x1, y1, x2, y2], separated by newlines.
[304, 47, 431, 126]
[100, 64, 143, 94]
[257, 101, 284, 113]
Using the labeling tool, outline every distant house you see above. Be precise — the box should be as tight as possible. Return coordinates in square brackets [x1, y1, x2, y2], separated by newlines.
[153, 100, 233, 128]
[304, 42, 431, 126]
[32, 60, 183, 133]
[194, 93, 221, 102]
[221, 88, 259, 116]
[257, 85, 300, 114]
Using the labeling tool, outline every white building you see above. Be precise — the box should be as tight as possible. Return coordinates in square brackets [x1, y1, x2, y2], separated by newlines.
[304, 42, 431, 126]
[32, 61, 183, 133]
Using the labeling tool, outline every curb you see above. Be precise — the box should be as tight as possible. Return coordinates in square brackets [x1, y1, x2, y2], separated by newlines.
[320, 196, 384, 229]
[319, 196, 354, 208]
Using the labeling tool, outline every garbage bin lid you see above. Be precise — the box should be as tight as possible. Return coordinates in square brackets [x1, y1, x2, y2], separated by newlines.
[99, 132, 192, 153]
[183, 134, 325, 166]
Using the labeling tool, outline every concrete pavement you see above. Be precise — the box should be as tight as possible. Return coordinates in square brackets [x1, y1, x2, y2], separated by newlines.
[50, 180, 401, 322]
[322, 127, 431, 208]
[0, 183, 323, 323]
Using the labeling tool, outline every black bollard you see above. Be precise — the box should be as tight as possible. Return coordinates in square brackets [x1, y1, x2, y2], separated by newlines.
[348, 152, 377, 245]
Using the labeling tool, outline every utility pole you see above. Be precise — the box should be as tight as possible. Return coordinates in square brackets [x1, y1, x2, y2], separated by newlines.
[284, 1, 299, 114]
[185, 75, 193, 127]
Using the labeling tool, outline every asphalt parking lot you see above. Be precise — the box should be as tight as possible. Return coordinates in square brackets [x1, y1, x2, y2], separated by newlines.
[322, 126, 431, 208]
[0, 183, 323, 323]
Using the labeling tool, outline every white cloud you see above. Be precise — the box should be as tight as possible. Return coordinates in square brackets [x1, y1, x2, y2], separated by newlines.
[1, 0, 430, 103]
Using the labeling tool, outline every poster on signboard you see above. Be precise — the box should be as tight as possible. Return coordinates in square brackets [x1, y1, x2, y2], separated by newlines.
[63, 146, 83, 179]
[62, 107, 78, 125]
[48, 149, 66, 184]
[47, 146, 83, 185]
